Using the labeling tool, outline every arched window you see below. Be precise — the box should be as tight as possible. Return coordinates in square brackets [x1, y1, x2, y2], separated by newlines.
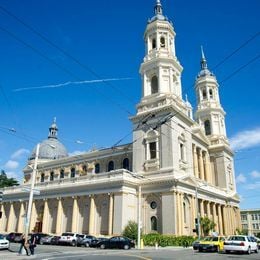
[151, 76, 158, 94]
[95, 163, 100, 174]
[50, 171, 54, 181]
[151, 216, 158, 231]
[60, 169, 64, 179]
[108, 161, 114, 172]
[82, 165, 87, 173]
[202, 89, 207, 100]
[152, 38, 156, 49]
[160, 37, 165, 48]
[40, 173, 45, 183]
[183, 202, 187, 223]
[71, 167, 76, 178]
[123, 158, 129, 170]
[209, 89, 213, 99]
[204, 120, 211, 135]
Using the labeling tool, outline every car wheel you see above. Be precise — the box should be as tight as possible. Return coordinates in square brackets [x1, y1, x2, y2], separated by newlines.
[85, 242, 90, 248]
[124, 244, 130, 250]
[225, 250, 230, 254]
[198, 248, 202, 252]
[255, 247, 259, 253]
[247, 247, 251, 254]
[216, 246, 220, 253]
[100, 244, 106, 249]
[71, 241, 77, 247]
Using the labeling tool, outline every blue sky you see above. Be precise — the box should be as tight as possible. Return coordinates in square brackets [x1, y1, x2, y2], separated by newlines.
[0, 0, 259, 210]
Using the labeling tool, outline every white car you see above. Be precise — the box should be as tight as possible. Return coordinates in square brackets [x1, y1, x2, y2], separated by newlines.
[59, 233, 82, 246]
[0, 234, 9, 250]
[224, 235, 258, 254]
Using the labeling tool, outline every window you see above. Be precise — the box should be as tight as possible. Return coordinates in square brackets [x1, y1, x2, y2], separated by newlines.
[108, 161, 114, 172]
[150, 201, 157, 209]
[209, 89, 213, 99]
[95, 163, 100, 174]
[82, 165, 87, 173]
[71, 168, 76, 178]
[40, 173, 45, 183]
[149, 142, 157, 159]
[151, 216, 158, 231]
[160, 37, 165, 48]
[60, 169, 64, 179]
[180, 143, 184, 161]
[151, 76, 158, 94]
[152, 38, 156, 49]
[204, 120, 211, 135]
[50, 171, 54, 181]
[241, 215, 247, 221]
[122, 158, 130, 170]
[202, 89, 207, 100]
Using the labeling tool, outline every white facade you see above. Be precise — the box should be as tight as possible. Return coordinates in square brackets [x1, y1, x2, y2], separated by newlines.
[0, 1, 241, 237]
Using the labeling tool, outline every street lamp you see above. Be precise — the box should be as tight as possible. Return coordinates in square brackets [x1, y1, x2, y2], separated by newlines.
[195, 183, 207, 240]
[25, 143, 55, 243]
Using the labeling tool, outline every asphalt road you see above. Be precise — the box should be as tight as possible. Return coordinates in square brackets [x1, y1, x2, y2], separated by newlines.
[0, 243, 258, 260]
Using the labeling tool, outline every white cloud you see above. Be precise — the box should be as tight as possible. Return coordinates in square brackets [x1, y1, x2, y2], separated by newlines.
[11, 148, 30, 160]
[230, 128, 260, 150]
[5, 171, 20, 180]
[236, 173, 247, 184]
[69, 150, 85, 156]
[4, 160, 19, 170]
[250, 170, 260, 178]
[246, 181, 260, 190]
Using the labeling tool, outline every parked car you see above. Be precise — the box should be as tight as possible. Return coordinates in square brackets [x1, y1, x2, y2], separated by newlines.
[192, 239, 201, 250]
[32, 233, 50, 244]
[50, 236, 60, 245]
[0, 234, 9, 250]
[91, 237, 109, 248]
[197, 236, 226, 252]
[98, 236, 135, 250]
[77, 235, 96, 247]
[40, 235, 53, 245]
[6, 232, 22, 242]
[59, 233, 83, 246]
[224, 235, 258, 254]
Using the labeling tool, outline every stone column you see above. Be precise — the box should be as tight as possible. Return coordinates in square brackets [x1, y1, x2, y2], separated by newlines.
[88, 195, 95, 235]
[108, 193, 114, 236]
[175, 192, 180, 235]
[198, 149, 205, 180]
[179, 193, 184, 235]
[29, 201, 37, 232]
[212, 203, 218, 231]
[206, 201, 211, 218]
[17, 202, 25, 233]
[42, 199, 50, 233]
[193, 145, 199, 178]
[0, 203, 6, 232]
[56, 198, 63, 235]
[7, 202, 15, 232]
[173, 191, 178, 235]
[205, 153, 212, 184]
[200, 199, 204, 218]
[218, 204, 223, 235]
[71, 197, 79, 233]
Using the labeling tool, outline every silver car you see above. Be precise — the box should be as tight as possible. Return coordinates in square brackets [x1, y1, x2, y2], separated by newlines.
[0, 234, 9, 250]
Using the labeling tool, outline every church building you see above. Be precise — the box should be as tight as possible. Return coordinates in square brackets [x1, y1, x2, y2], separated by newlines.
[0, 0, 241, 237]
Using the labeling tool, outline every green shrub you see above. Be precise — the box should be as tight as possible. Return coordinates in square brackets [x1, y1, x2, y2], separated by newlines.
[122, 220, 138, 241]
[142, 233, 196, 247]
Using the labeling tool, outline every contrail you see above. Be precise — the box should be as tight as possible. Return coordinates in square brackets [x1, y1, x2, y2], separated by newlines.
[13, 78, 133, 92]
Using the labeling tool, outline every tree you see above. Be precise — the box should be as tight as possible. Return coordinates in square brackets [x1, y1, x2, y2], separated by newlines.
[200, 216, 216, 236]
[0, 170, 19, 188]
[122, 220, 138, 241]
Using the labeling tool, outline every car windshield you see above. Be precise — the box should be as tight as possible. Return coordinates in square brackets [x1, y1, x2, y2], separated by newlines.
[203, 237, 214, 241]
[62, 233, 73, 236]
[228, 236, 245, 241]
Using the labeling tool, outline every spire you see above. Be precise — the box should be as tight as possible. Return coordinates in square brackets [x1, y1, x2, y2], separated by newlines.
[48, 117, 58, 139]
[200, 46, 207, 70]
[154, 0, 163, 16]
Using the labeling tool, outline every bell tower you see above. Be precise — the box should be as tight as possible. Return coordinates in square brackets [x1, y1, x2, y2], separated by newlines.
[195, 47, 228, 145]
[137, 0, 186, 115]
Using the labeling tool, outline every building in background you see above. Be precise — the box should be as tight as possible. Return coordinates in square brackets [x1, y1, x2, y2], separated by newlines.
[241, 209, 260, 236]
[0, 1, 241, 236]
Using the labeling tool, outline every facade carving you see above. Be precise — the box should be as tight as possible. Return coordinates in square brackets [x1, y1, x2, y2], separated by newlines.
[0, 1, 241, 236]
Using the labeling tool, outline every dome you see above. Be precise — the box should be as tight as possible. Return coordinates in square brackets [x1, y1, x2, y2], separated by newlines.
[29, 119, 68, 161]
[29, 138, 68, 160]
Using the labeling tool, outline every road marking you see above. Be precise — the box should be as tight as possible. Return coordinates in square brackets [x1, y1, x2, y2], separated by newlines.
[122, 254, 152, 260]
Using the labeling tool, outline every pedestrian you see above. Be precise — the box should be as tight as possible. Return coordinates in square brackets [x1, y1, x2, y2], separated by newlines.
[29, 233, 37, 255]
[18, 233, 30, 256]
